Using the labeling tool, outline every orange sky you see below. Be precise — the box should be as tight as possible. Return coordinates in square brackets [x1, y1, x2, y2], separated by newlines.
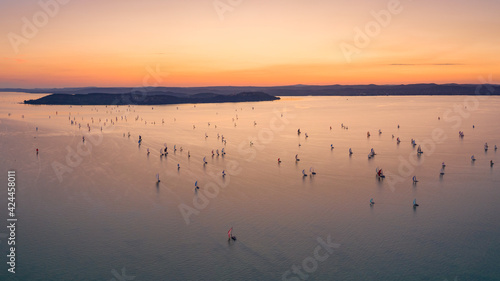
[1, 0, 499, 87]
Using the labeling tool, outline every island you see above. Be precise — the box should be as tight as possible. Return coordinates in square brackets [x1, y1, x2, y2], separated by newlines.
[23, 92, 279, 105]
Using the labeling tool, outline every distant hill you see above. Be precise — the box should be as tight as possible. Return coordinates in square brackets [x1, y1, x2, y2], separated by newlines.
[3, 83, 500, 97]
[23, 92, 279, 105]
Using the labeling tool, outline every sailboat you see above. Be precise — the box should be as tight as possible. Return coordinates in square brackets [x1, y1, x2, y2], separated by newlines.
[195, 181, 199, 190]
[228, 227, 236, 241]
[417, 145, 423, 154]
[156, 173, 160, 183]
[412, 176, 418, 183]
[440, 167, 445, 175]
[370, 198, 374, 205]
[376, 168, 385, 178]
[203, 157, 207, 164]
[310, 167, 316, 175]
[413, 199, 419, 207]
[302, 169, 308, 177]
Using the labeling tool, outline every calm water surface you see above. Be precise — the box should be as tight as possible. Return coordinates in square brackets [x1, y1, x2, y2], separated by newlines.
[0, 93, 499, 280]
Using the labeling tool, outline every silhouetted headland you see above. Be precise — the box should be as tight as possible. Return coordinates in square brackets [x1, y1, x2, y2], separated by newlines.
[23, 92, 279, 105]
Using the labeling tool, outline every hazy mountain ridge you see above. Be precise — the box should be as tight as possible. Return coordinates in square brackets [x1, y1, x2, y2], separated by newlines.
[3, 83, 500, 97]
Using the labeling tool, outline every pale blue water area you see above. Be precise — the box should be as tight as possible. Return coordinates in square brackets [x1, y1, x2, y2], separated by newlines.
[0, 93, 499, 280]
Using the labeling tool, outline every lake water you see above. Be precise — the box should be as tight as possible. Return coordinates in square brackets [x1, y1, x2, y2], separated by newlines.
[0, 93, 499, 281]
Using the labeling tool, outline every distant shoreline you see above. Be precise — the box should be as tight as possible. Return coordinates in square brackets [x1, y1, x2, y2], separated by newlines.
[2, 83, 499, 98]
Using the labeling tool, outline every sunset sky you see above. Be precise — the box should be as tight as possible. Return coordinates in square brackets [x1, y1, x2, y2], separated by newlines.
[1, 0, 499, 88]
